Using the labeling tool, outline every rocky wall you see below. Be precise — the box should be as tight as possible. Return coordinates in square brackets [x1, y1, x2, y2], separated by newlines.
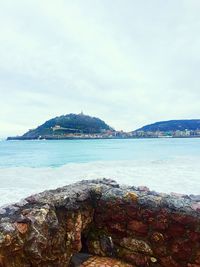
[0, 179, 200, 267]
[0, 181, 95, 267]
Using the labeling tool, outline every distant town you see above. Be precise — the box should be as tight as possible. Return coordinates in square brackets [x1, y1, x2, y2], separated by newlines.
[50, 124, 200, 139]
[50, 128, 200, 139]
[7, 114, 200, 140]
[32, 127, 200, 139]
[131, 129, 200, 138]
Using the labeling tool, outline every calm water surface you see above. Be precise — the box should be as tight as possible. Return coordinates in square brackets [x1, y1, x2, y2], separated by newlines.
[0, 138, 200, 205]
[0, 138, 200, 167]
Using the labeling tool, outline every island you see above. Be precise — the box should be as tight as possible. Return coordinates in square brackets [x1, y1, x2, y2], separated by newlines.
[7, 116, 200, 140]
[7, 113, 119, 140]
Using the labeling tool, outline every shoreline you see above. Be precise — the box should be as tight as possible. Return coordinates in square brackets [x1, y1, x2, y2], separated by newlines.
[6, 136, 200, 140]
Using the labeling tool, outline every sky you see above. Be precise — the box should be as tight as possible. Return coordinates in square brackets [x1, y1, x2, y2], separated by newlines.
[0, 0, 200, 137]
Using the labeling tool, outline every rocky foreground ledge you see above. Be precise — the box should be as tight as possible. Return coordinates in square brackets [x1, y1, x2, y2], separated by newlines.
[0, 179, 200, 267]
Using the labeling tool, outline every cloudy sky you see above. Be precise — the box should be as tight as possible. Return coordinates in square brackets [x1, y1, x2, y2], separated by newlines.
[0, 0, 200, 137]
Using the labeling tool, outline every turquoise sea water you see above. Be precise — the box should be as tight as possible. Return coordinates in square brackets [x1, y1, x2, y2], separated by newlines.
[1, 138, 200, 167]
[0, 138, 200, 205]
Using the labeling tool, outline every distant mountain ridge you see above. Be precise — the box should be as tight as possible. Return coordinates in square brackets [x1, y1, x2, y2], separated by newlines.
[135, 119, 200, 132]
[7, 113, 114, 140]
[7, 116, 200, 140]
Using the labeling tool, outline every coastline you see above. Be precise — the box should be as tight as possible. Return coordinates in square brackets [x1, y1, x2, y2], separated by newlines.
[6, 135, 200, 140]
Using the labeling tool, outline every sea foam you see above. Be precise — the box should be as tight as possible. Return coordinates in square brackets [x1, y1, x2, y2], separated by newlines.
[0, 157, 199, 206]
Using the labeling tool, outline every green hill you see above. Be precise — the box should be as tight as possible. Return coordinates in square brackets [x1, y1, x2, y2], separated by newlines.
[135, 119, 200, 132]
[8, 113, 114, 140]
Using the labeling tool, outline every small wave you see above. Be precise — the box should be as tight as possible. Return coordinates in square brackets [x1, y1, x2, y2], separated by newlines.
[0, 158, 200, 206]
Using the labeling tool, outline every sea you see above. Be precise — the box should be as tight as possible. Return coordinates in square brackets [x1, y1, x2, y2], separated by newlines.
[0, 138, 200, 206]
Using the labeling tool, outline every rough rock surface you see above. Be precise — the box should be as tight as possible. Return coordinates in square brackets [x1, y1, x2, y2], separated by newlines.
[0, 178, 200, 267]
[79, 255, 135, 266]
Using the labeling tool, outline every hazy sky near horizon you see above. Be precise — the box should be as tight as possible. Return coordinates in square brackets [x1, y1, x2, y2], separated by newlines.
[1, 0, 200, 136]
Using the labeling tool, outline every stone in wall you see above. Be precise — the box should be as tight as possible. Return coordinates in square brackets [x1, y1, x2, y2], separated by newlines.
[0, 181, 96, 267]
[86, 182, 200, 267]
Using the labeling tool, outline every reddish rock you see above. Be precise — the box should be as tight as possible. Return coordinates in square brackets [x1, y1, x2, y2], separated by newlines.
[96, 203, 126, 223]
[81, 209, 94, 229]
[4, 235, 12, 247]
[151, 232, 165, 243]
[80, 255, 135, 267]
[160, 256, 181, 267]
[66, 218, 74, 231]
[170, 239, 193, 261]
[193, 250, 200, 264]
[138, 209, 155, 221]
[119, 248, 150, 266]
[151, 214, 168, 230]
[0, 179, 200, 267]
[187, 231, 200, 242]
[106, 222, 127, 237]
[14, 222, 28, 234]
[166, 224, 186, 238]
[107, 209, 126, 222]
[125, 205, 138, 219]
[171, 213, 198, 227]
[119, 237, 153, 255]
[128, 220, 148, 235]
[0, 255, 4, 266]
[153, 246, 167, 257]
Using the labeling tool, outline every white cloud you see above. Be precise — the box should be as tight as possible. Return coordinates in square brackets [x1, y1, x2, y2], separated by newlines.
[0, 0, 200, 137]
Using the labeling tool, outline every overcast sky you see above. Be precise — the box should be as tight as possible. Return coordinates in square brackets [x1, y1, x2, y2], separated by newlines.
[0, 0, 200, 137]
